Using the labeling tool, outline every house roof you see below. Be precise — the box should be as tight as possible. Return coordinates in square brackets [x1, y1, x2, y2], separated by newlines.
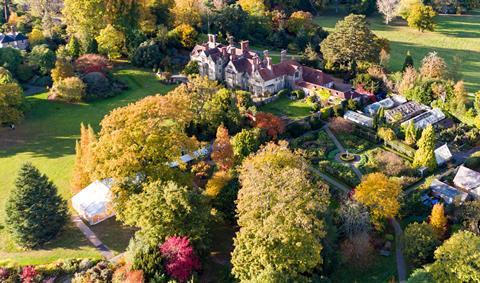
[453, 165, 480, 191]
[430, 179, 468, 204]
[401, 108, 445, 129]
[257, 60, 300, 81]
[0, 34, 15, 43]
[385, 101, 426, 123]
[344, 110, 373, 127]
[434, 144, 452, 165]
[302, 66, 334, 86]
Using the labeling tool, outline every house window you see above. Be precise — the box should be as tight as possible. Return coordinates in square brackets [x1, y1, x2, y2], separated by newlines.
[294, 71, 299, 79]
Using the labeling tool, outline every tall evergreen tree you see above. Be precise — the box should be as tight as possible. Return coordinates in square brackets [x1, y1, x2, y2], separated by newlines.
[66, 36, 81, 58]
[402, 50, 414, 71]
[413, 125, 437, 170]
[6, 163, 68, 248]
[429, 203, 447, 237]
[404, 120, 417, 145]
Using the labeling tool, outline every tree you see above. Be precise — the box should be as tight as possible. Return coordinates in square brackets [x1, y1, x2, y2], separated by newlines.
[429, 231, 480, 282]
[170, 23, 198, 49]
[29, 45, 56, 75]
[459, 200, 480, 235]
[320, 14, 382, 70]
[50, 77, 86, 102]
[123, 180, 210, 249]
[125, 236, 164, 281]
[407, 4, 436, 32]
[71, 123, 96, 193]
[338, 199, 371, 238]
[182, 60, 199, 76]
[420, 52, 446, 79]
[51, 58, 75, 84]
[377, 0, 400, 24]
[329, 117, 354, 134]
[402, 50, 414, 71]
[413, 125, 437, 170]
[232, 142, 330, 281]
[211, 125, 234, 171]
[253, 112, 286, 140]
[286, 11, 314, 34]
[5, 163, 68, 248]
[340, 232, 375, 268]
[131, 40, 162, 69]
[404, 222, 440, 266]
[378, 127, 396, 143]
[66, 36, 81, 58]
[238, 0, 266, 15]
[170, 0, 202, 27]
[354, 173, 402, 229]
[399, 66, 418, 96]
[429, 203, 447, 237]
[404, 120, 417, 145]
[93, 94, 197, 218]
[407, 268, 435, 283]
[0, 83, 24, 124]
[27, 28, 46, 47]
[75, 54, 112, 75]
[231, 128, 263, 161]
[159, 236, 200, 282]
[0, 47, 22, 75]
[379, 48, 390, 68]
[63, 0, 106, 41]
[96, 24, 126, 59]
[205, 170, 231, 198]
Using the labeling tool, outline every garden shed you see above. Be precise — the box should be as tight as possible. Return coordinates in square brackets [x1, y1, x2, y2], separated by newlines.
[72, 179, 115, 225]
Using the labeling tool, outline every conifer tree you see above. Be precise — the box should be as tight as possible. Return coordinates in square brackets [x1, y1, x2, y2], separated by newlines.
[6, 163, 68, 248]
[402, 50, 414, 71]
[71, 123, 96, 192]
[404, 120, 417, 145]
[430, 203, 447, 237]
[211, 125, 234, 171]
[413, 125, 437, 170]
[66, 36, 81, 58]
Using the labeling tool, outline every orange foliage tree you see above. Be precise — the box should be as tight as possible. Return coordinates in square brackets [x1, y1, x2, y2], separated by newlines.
[71, 123, 97, 193]
[211, 125, 234, 171]
[253, 112, 285, 140]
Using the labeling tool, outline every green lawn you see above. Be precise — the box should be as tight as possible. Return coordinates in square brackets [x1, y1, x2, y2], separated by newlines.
[0, 67, 175, 265]
[315, 11, 480, 92]
[260, 96, 314, 120]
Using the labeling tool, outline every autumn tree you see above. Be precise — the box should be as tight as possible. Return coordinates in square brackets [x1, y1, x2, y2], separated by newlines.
[0, 83, 24, 124]
[238, 0, 267, 15]
[50, 77, 86, 102]
[205, 170, 231, 198]
[378, 127, 396, 143]
[286, 11, 314, 34]
[62, 0, 106, 41]
[429, 203, 447, 237]
[96, 24, 126, 59]
[170, 24, 198, 49]
[320, 14, 382, 70]
[66, 36, 81, 58]
[398, 66, 418, 95]
[93, 94, 197, 218]
[253, 112, 286, 140]
[340, 232, 375, 268]
[28, 28, 46, 47]
[170, 0, 202, 27]
[377, 0, 400, 24]
[6, 163, 68, 248]
[159, 236, 201, 282]
[329, 117, 354, 134]
[429, 231, 480, 282]
[123, 180, 210, 249]
[71, 123, 97, 193]
[211, 125, 234, 171]
[407, 4, 436, 32]
[231, 128, 263, 161]
[354, 173, 402, 229]
[420, 52, 446, 79]
[232, 142, 330, 281]
[413, 125, 437, 170]
[338, 199, 371, 238]
[51, 58, 75, 84]
[404, 120, 417, 145]
[404, 222, 440, 266]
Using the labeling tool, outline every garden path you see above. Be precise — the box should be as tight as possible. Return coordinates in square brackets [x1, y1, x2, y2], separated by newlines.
[71, 215, 115, 260]
[323, 125, 363, 179]
[309, 166, 351, 193]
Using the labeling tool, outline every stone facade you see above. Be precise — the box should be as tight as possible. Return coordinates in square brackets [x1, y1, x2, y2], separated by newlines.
[190, 34, 359, 99]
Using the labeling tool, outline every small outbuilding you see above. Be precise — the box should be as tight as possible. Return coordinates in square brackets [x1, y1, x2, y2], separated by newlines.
[434, 143, 453, 166]
[344, 110, 373, 128]
[72, 179, 115, 225]
[430, 179, 468, 204]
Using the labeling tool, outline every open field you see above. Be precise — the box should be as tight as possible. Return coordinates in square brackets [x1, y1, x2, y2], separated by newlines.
[0, 68, 175, 265]
[259, 96, 314, 119]
[315, 11, 480, 92]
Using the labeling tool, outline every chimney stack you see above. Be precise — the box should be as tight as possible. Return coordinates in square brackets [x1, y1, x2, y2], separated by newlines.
[253, 55, 260, 71]
[266, 57, 272, 70]
[240, 40, 249, 54]
[208, 34, 217, 48]
[280, 50, 287, 62]
[228, 35, 234, 46]
[230, 47, 236, 61]
[221, 47, 227, 58]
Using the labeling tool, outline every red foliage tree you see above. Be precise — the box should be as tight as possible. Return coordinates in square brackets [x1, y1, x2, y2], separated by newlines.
[75, 54, 112, 75]
[253, 112, 285, 140]
[21, 266, 37, 283]
[211, 125, 234, 171]
[159, 236, 200, 282]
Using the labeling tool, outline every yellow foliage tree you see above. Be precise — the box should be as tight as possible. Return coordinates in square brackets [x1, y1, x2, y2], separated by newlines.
[71, 123, 97, 193]
[430, 203, 447, 237]
[28, 28, 45, 46]
[238, 0, 267, 15]
[170, 0, 202, 27]
[205, 170, 231, 198]
[354, 173, 402, 229]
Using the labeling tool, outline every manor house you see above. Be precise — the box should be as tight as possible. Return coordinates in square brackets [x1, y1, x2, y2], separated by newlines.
[190, 34, 359, 99]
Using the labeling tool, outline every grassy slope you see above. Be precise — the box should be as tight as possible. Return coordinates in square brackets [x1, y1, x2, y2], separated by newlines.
[0, 68, 175, 265]
[315, 11, 480, 92]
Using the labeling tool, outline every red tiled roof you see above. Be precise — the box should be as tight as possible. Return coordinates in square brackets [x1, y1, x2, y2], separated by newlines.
[257, 60, 301, 81]
[302, 66, 334, 85]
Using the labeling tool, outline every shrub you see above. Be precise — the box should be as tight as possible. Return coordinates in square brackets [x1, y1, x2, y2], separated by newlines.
[318, 160, 360, 186]
[0, 67, 14, 84]
[21, 266, 38, 283]
[15, 64, 34, 82]
[205, 171, 231, 198]
[404, 222, 440, 266]
[182, 60, 199, 75]
[131, 40, 162, 69]
[160, 236, 200, 282]
[50, 76, 86, 102]
[464, 151, 480, 171]
[254, 112, 286, 140]
[75, 54, 112, 75]
[126, 236, 164, 281]
[291, 89, 305, 99]
[82, 72, 111, 99]
[29, 44, 56, 75]
[72, 261, 114, 283]
[277, 89, 290, 97]
[0, 47, 22, 74]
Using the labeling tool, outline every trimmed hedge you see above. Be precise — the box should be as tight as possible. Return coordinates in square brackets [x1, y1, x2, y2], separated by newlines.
[385, 140, 416, 159]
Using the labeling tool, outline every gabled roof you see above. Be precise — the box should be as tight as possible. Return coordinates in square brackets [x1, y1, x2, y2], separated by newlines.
[430, 179, 468, 204]
[454, 165, 480, 191]
[257, 60, 300, 81]
[302, 66, 334, 86]
[8, 33, 27, 40]
[0, 34, 15, 43]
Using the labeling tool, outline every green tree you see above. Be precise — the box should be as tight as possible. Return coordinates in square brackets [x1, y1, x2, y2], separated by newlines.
[404, 222, 440, 266]
[131, 40, 162, 69]
[169, 23, 198, 49]
[407, 268, 435, 283]
[232, 142, 330, 281]
[66, 36, 81, 58]
[0, 47, 22, 74]
[50, 76, 86, 102]
[5, 163, 68, 248]
[123, 180, 210, 250]
[51, 58, 75, 84]
[429, 231, 480, 282]
[63, 0, 106, 41]
[413, 125, 437, 170]
[402, 50, 414, 71]
[320, 14, 382, 70]
[0, 67, 15, 84]
[407, 4, 436, 32]
[231, 128, 263, 161]
[0, 83, 24, 124]
[404, 120, 417, 145]
[96, 24, 126, 59]
[29, 44, 56, 75]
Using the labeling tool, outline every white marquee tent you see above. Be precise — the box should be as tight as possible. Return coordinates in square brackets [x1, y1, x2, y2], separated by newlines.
[72, 179, 115, 225]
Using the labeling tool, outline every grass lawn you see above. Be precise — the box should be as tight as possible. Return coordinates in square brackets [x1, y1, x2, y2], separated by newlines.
[315, 10, 480, 92]
[0, 67, 175, 265]
[260, 96, 314, 120]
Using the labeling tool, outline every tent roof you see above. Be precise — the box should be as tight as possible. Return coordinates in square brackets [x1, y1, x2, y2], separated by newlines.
[72, 179, 113, 217]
